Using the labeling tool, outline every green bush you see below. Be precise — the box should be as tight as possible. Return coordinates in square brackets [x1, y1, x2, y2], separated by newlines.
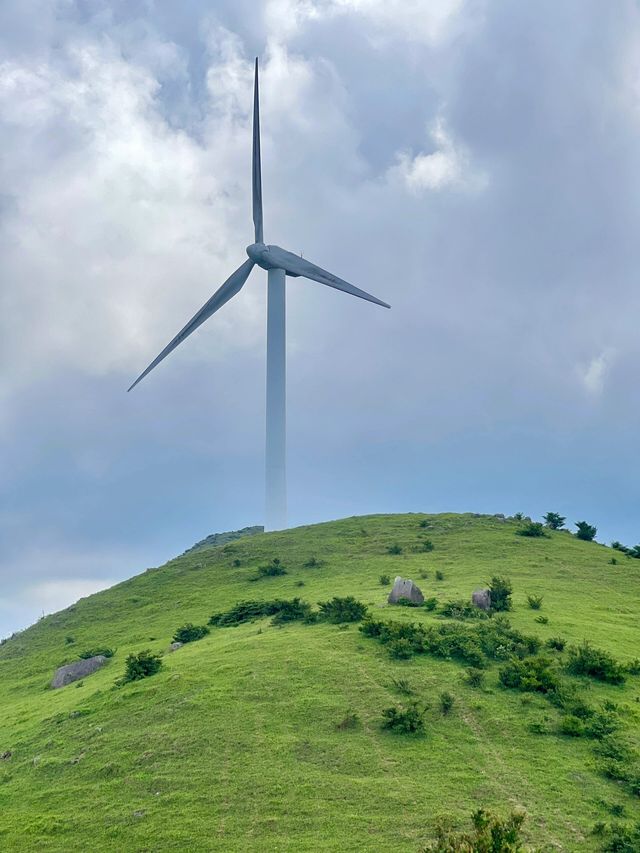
[381, 702, 425, 734]
[498, 656, 559, 694]
[252, 559, 287, 580]
[391, 677, 415, 695]
[439, 691, 455, 715]
[270, 598, 312, 625]
[120, 650, 162, 684]
[611, 541, 628, 553]
[516, 522, 547, 538]
[317, 596, 367, 624]
[388, 638, 415, 660]
[465, 667, 485, 688]
[419, 539, 435, 552]
[424, 808, 527, 852]
[172, 623, 209, 644]
[535, 615, 549, 625]
[387, 543, 403, 555]
[600, 822, 640, 853]
[210, 598, 311, 628]
[630, 545, 640, 559]
[575, 521, 597, 542]
[435, 570, 444, 581]
[303, 556, 322, 568]
[78, 647, 114, 659]
[546, 636, 566, 651]
[424, 597, 438, 611]
[419, 518, 430, 528]
[559, 714, 585, 737]
[544, 512, 566, 530]
[379, 574, 391, 585]
[489, 576, 513, 612]
[526, 595, 543, 610]
[566, 642, 626, 685]
[440, 599, 487, 620]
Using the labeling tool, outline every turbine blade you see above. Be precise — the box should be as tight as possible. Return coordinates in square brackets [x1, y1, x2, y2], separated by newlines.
[266, 245, 390, 309]
[252, 57, 263, 243]
[128, 259, 255, 392]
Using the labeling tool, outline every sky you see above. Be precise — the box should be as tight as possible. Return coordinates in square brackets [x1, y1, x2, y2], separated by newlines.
[2, 0, 640, 638]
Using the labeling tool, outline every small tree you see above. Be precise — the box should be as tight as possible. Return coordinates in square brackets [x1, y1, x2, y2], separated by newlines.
[381, 702, 426, 734]
[543, 512, 566, 530]
[120, 650, 162, 683]
[172, 623, 210, 644]
[489, 576, 513, 612]
[575, 521, 597, 542]
[425, 808, 527, 852]
[630, 545, 640, 559]
[516, 522, 546, 538]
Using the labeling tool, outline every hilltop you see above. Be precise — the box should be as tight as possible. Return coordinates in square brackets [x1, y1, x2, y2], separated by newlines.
[1, 513, 639, 851]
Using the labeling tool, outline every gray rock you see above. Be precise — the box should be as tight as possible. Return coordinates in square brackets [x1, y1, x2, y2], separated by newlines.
[388, 577, 424, 605]
[169, 642, 183, 652]
[51, 655, 107, 689]
[472, 589, 491, 611]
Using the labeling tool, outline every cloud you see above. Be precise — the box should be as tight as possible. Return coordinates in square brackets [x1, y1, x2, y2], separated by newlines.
[389, 116, 487, 192]
[580, 349, 614, 397]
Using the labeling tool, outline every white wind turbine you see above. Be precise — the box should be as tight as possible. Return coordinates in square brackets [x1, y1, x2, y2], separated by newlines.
[129, 58, 390, 530]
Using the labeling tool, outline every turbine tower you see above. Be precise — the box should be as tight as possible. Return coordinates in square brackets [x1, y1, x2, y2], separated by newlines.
[128, 59, 390, 530]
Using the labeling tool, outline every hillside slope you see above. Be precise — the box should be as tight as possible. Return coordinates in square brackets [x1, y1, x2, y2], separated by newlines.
[1, 513, 639, 852]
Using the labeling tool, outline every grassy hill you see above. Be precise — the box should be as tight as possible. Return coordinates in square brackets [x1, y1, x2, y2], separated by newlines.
[1, 512, 639, 852]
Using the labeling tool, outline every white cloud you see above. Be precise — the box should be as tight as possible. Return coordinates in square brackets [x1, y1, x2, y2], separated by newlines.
[389, 116, 486, 193]
[580, 349, 615, 396]
[264, 0, 467, 44]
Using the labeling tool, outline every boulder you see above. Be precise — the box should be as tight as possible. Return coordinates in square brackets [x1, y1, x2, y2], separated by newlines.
[472, 589, 491, 611]
[51, 655, 107, 689]
[388, 577, 424, 605]
[169, 642, 183, 652]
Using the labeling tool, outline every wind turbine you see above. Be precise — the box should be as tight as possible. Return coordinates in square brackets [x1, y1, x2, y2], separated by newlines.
[128, 58, 390, 531]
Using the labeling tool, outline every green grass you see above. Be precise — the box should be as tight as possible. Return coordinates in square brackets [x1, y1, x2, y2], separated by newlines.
[1, 512, 639, 851]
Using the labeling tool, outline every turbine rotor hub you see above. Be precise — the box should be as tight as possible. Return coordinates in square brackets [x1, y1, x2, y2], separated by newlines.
[246, 242, 275, 269]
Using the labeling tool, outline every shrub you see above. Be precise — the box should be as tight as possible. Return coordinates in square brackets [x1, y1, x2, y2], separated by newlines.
[379, 574, 391, 586]
[575, 521, 597, 542]
[419, 539, 435, 552]
[270, 598, 312, 625]
[419, 518, 430, 528]
[78, 647, 114, 659]
[210, 598, 311, 628]
[609, 557, 618, 565]
[544, 512, 566, 530]
[566, 642, 626, 685]
[172, 623, 209, 644]
[630, 545, 640, 559]
[395, 598, 423, 608]
[64, 635, 75, 645]
[424, 597, 438, 611]
[424, 808, 527, 852]
[304, 556, 322, 568]
[489, 576, 513, 612]
[600, 822, 640, 853]
[232, 558, 242, 567]
[439, 691, 455, 715]
[516, 522, 547, 538]
[535, 615, 549, 625]
[381, 702, 425, 734]
[465, 667, 485, 688]
[559, 714, 585, 737]
[252, 559, 287, 580]
[498, 656, 559, 694]
[626, 659, 640, 675]
[120, 650, 162, 684]
[317, 596, 367, 624]
[388, 638, 415, 660]
[435, 570, 444, 581]
[391, 676, 415, 695]
[335, 710, 360, 731]
[611, 541, 628, 553]
[546, 636, 566, 651]
[513, 512, 524, 521]
[440, 599, 486, 620]
[387, 543, 403, 555]
[526, 595, 543, 610]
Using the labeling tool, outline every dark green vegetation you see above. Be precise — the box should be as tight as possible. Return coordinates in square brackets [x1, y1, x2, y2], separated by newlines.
[1, 512, 640, 851]
[424, 808, 527, 852]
